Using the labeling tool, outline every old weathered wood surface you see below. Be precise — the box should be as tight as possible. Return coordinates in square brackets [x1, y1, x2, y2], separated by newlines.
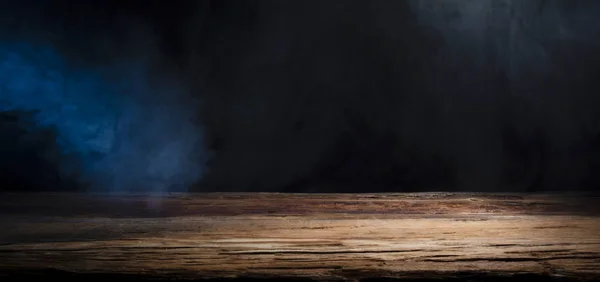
[0, 192, 599, 281]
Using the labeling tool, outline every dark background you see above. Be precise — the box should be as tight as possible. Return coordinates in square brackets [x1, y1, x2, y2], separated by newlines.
[2, 0, 600, 193]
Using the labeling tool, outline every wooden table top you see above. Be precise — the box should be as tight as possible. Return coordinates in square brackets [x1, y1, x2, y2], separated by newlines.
[0, 192, 599, 281]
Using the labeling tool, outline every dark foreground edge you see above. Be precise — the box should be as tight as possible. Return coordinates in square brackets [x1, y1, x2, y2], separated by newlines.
[1, 269, 598, 282]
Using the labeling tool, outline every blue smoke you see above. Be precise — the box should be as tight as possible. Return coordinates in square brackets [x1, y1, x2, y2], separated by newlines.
[0, 41, 208, 193]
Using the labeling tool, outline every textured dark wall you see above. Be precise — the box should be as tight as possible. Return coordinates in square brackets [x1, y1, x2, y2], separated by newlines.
[1, 0, 600, 193]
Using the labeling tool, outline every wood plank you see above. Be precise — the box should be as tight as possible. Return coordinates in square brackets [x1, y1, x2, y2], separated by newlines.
[0, 192, 599, 281]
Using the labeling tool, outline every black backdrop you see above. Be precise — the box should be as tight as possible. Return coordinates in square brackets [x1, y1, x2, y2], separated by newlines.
[2, 0, 600, 193]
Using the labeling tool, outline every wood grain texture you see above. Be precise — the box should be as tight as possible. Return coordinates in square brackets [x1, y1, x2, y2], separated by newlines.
[0, 192, 599, 281]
